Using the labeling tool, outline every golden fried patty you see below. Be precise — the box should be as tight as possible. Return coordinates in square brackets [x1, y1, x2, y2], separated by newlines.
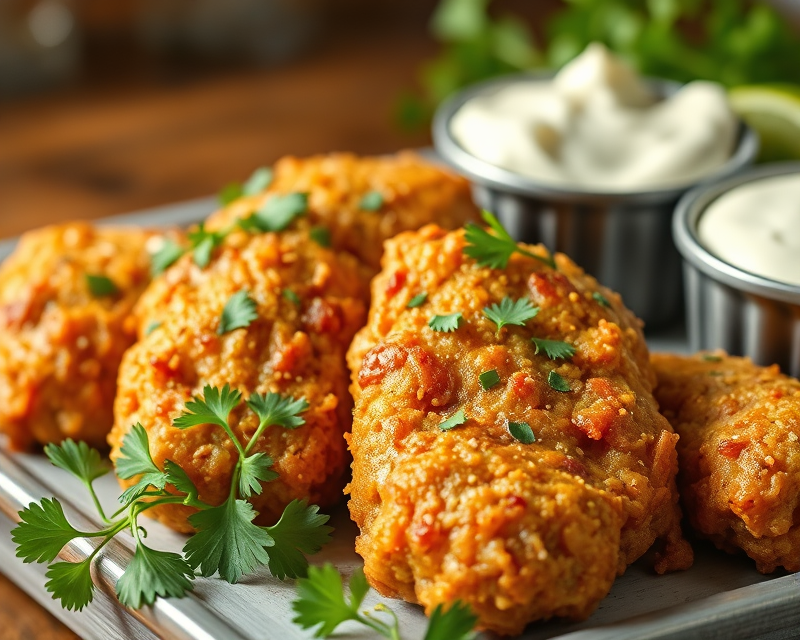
[652, 352, 800, 573]
[206, 151, 479, 272]
[346, 225, 692, 635]
[0, 222, 156, 450]
[110, 227, 369, 532]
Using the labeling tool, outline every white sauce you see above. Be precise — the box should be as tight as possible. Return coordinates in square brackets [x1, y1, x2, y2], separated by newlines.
[698, 173, 800, 286]
[450, 43, 739, 191]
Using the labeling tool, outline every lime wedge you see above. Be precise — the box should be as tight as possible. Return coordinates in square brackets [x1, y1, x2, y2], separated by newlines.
[729, 85, 800, 162]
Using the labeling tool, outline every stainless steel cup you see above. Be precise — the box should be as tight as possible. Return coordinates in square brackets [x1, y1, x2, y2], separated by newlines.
[674, 162, 800, 377]
[432, 74, 759, 328]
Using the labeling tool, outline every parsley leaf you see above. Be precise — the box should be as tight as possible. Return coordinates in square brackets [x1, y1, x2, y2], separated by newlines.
[264, 500, 333, 579]
[309, 226, 331, 247]
[242, 167, 274, 196]
[184, 498, 273, 583]
[150, 239, 185, 276]
[479, 369, 500, 390]
[12, 498, 86, 564]
[85, 274, 118, 297]
[359, 191, 384, 211]
[188, 223, 226, 268]
[483, 296, 539, 333]
[219, 183, 243, 206]
[547, 370, 571, 392]
[174, 384, 242, 431]
[292, 564, 366, 637]
[45, 559, 95, 612]
[243, 192, 309, 232]
[440, 409, 467, 431]
[116, 423, 168, 505]
[115, 544, 194, 609]
[44, 439, 108, 486]
[163, 460, 199, 503]
[144, 320, 162, 336]
[246, 392, 309, 430]
[283, 288, 301, 305]
[238, 452, 278, 498]
[508, 422, 536, 445]
[593, 291, 610, 307]
[429, 312, 463, 332]
[407, 292, 428, 308]
[218, 290, 259, 335]
[464, 210, 556, 270]
[531, 338, 576, 361]
[425, 601, 478, 640]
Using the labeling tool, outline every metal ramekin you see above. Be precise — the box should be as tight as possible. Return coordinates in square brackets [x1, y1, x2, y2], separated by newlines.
[674, 162, 800, 377]
[432, 73, 759, 328]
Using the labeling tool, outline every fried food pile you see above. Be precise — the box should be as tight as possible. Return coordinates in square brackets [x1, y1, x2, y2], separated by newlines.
[0, 223, 156, 450]
[652, 352, 800, 573]
[109, 152, 479, 532]
[346, 225, 692, 635]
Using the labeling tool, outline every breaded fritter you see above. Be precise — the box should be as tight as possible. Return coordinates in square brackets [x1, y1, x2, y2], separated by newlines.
[109, 228, 369, 532]
[206, 151, 479, 272]
[346, 225, 692, 635]
[652, 352, 800, 573]
[0, 222, 155, 450]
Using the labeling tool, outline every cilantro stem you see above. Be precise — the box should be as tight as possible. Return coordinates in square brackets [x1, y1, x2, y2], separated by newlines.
[85, 481, 109, 524]
[519, 246, 556, 270]
[358, 611, 399, 640]
[244, 417, 273, 456]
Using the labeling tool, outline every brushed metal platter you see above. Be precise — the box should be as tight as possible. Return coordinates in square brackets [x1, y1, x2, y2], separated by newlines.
[0, 197, 799, 640]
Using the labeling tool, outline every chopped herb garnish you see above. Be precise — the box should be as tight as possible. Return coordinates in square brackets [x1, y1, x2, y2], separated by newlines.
[547, 370, 571, 392]
[407, 292, 428, 308]
[144, 320, 162, 336]
[359, 191, 384, 211]
[428, 312, 463, 333]
[218, 290, 259, 335]
[439, 409, 467, 431]
[218, 167, 274, 205]
[702, 354, 723, 362]
[508, 422, 536, 444]
[292, 564, 477, 640]
[483, 296, 539, 334]
[188, 223, 227, 269]
[464, 210, 556, 270]
[593, 292, 610, 307]
[85, 274, 118, 297]
[12, 385, 330, 612]
[283, 288, 301, 305]
[242, 167, 274, 196]
[479, 369, 500, 390]
[242, 192, 309, 233]
[309, 226, 331, 247]
[531, 338, 576, 361]
[150, 239, 185, 277]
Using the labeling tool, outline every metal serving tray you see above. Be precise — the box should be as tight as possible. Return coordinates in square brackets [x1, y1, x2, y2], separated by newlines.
[0, 198, 799, 640]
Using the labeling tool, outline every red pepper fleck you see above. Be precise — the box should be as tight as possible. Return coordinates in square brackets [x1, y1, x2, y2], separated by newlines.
[718, 439, 748, 459]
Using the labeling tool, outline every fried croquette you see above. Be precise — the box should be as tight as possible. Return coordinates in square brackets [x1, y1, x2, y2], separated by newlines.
[652, 352, 800, 573]
[109, 227, 369, 532]
[346, 225, 692, 636]
[0, 222, 157, 451]
[206, 151, 479, 272]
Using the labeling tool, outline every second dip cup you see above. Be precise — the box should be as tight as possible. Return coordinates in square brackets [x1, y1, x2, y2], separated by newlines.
[433, 73, 759, 328]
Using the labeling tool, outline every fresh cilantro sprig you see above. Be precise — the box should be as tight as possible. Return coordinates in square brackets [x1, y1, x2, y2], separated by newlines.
[219, 166, 274, 205]
[150, 238, 185, 276]
[12, 385, 332, 613]
[292, 564, 477, 640]
[239, 192, 309, 233]
[531, 337, 576, 361]
[85, 274, 118, 297]
[429, 312, 463, 332]
[464, 211, 556, 270]
[483, 296, 539, 335]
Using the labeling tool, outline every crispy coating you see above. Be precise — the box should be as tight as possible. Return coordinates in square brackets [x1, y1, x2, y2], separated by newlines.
[109, 228, 369, 532]
[652, 352, 800, 573]
[206, 151, 479, 272]
[346, 225, 692, 635]
[0, 222, 155, 450]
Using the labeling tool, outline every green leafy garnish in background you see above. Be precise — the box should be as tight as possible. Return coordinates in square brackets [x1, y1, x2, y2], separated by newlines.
[11, 385, 331, 612]
[219, 166, 274, 205]
[292, 564, 477, 639]
[85, 274, 119, 297]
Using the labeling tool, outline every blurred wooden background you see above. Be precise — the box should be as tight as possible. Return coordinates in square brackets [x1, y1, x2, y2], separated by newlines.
[0, 1, 559, 637]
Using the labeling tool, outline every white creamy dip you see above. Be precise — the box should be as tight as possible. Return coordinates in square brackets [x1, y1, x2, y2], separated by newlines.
[450, 43, 739, 191]
[698, 173, 800, 287]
